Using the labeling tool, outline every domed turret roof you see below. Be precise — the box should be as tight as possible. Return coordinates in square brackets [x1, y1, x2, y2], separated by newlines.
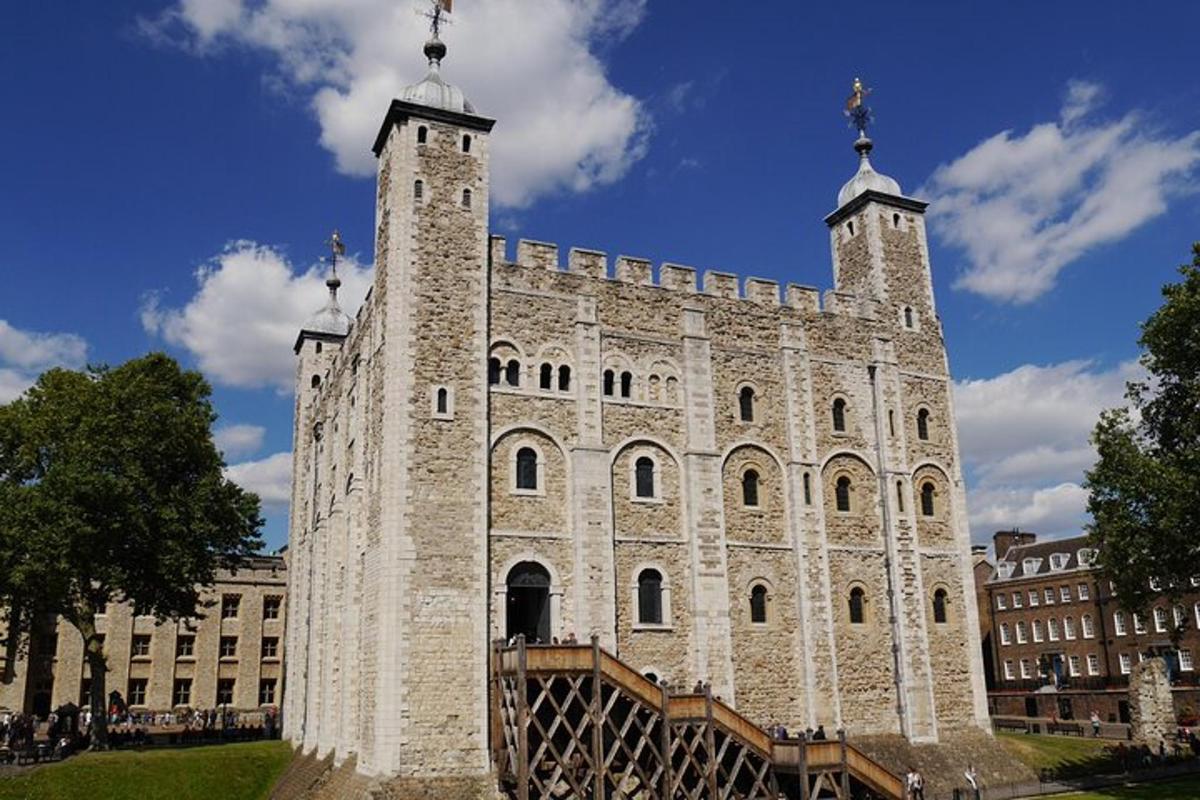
[302, 283, 351, 338]
[837, 136, 902, 207]
[400, 37, 475, 115]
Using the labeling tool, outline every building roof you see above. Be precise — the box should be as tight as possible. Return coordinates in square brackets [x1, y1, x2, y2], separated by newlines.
[399, 37, 475, 115]
[990, 533, 1095, 583]
[837, 137, 903, 207]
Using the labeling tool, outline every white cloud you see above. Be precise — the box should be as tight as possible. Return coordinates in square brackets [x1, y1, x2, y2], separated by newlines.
[142, 241, 372, 392]
[225, 450, 292, 509]
[923, 80, 1200, 303]
[145, 0, 650, 208]
[0, 321, 89, 403]
[953, 359, 1140, 539]
[214, 423, 266, 459]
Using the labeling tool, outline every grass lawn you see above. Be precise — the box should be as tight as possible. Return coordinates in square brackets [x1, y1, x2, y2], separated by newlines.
[997, 731, 1122, 778]
[0, 740, 292, 800]
[1050, 774, 1200, 799]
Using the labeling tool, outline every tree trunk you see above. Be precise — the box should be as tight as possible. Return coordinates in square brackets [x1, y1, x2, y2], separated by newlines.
[70, 614, 109, 750]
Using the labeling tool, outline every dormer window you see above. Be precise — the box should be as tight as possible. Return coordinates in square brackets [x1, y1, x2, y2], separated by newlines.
[1022, 557, 1042, 575]
[996, 562, 1014, 580]
[1077, 548, 1097, 567]
[1049, 553, 1069, 571]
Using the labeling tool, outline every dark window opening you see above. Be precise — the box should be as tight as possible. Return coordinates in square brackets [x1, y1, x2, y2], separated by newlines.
[739, 386, 755, 421]
[462, 134, 471, 152]
[750, 585, 768, 624]
[417, 125, 427, 143]
[921, 482, 935, 517]
[516, 447, 538, 491]
[803, 472, 812, 505]
[620, 371, 633, 398]
[832, 398, 846, 432]
[311, 375, 321, 389]
[917, 408, 930, 441]
[488, 357, 501, 385]
[259, 679, 277, 705]
[539, 362, 553, 390]
[742, 469, 760, 507]
[635, 456, 655, 498]
[436, 387, 448, 414]
[849, 587, 865, 624]
[893, 213, 900, 227]
[896, 480, 905, 513]
[904, 306, 914, 329]
[835, 476, 851, 512]
[216, 679, 235, 706]
[505, 359, 520, 387]
[558, 365, 571, 392]
[888, 409, 895, 437]
[933, 588, 948, 624]
[603, 369, 614, 396]
[638, 569, 663, 624]
[414, 179, 423, 200]
[847, 221, 855, 236]
[173, 678, 191, 707]
[462, 188, 472, 209]
[315, 342, 322, 354]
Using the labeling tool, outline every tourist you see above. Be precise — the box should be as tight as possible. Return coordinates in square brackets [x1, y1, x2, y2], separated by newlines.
[906, 766, 925, 800]
[1091, 710, 1101, 737]
[812, 724, 827, 741]
[964, 764, 980, 800]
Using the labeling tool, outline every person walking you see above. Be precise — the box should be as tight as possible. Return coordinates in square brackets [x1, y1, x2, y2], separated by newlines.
[964, 764, 980, 800]
[1091, 710, 1101, 737]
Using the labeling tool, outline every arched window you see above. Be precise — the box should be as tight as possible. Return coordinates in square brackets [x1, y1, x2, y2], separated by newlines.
[835, 476, 851, 512]
[488, 357, 501, 385]
[603, 369, 614, 396]
[311, 374, 321, 389]
[557, 365, 571, 392]
[904, 306, 914, 329]
[505, 359, 520, 387]
[750, 585, 768, 624]
[620, 371, 632, 398]
[893, 213, 901, 228]
[738, 386, 755, 421]
[539, 363, 553, 390]
[933, 588, 948, 624]
[635, 457, 655, 499]
[802, 472, 812, 505]
[436, 387, 448, 414]
[315, 342, 323, 354]
[917, 408, 930, 441]
[896, 480, 905, 513]
[849, 587, 865, 624]
[832, 398, 846, 432]
[515, 447, 538, 491]
[414, 179, 424, 201]
[462, 134, 471, 152]
[742, 469, 760, 507]
[417, 125, 427, 144]
[920, 482, 935, 516]
[462, 188, 472, 209]
[637, 569, 663, 624]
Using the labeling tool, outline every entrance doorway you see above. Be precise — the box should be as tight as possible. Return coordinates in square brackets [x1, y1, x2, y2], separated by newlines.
[506, 561, 551, 644]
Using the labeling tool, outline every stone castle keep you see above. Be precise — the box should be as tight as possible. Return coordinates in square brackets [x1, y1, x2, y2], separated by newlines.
[283, 29, 990, 791]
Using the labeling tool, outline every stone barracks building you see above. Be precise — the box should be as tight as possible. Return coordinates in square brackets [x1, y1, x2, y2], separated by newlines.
[283, 28, 990, 792]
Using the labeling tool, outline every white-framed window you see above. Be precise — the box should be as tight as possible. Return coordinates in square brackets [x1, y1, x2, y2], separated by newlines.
[1050, 553, 1069, 571]
[1029, 590, 1039, 607]
[1016, 621, 1028, 644]
[630, 452, 662, 502]
[431, 385, 455, 420]
[1087, 654, 1100, 676]
[1000, 622, 1011, 646]
[511, 442, 545, 496]
[1004, 660, 1015, 681]
[1078, 583, 1090, 600]
[1060, 585, 1072, 603]
[1078, 548, 1097, 566]
[996, 594, 1007, 611]
[1119, 653, 1133, 675]
[1048, 618, 1060, 641]
[1023, 558, 1043, 575]
[1064, 616, 1077, 640]
[1012, 591, 1023, 609]
[1020, 659, 1032, 679]
[1068, 655, 1081, 677]
[1033, 619, 1044, 642]
[1114, 611, 1127, 636]
[1181, 650, 1194, 672]
[1082, 614, 1095, 639]
[996, 562, 1015, 579]
[1154, 607, 1168, 633]
[1044, 588, 1055, 605]
[1174, 605, 1186, 628]
[1133, 613, 1146, 634]
[632, 565, 672, 629]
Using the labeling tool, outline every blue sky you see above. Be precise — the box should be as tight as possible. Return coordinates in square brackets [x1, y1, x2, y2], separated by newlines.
[2, 1, 1198, 553]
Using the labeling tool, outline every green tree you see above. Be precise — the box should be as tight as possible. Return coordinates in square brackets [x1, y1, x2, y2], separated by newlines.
[1086, 244, 1200, 644]
[0, 354, 262, 747]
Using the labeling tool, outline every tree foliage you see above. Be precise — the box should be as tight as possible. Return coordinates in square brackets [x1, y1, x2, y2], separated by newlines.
[0, 353, 262, 745]
[1086, 244, 1200, 641]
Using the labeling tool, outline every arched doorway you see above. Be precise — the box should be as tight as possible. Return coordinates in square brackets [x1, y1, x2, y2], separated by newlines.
[506, 561, 551, 644]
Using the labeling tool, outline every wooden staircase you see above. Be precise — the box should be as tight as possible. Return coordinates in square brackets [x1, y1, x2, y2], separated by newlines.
[491, 637, 905, 799]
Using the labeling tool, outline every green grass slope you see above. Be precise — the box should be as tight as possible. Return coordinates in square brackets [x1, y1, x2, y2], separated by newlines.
[0, 741, 293, 800]
[1053, 775, 1200, 799]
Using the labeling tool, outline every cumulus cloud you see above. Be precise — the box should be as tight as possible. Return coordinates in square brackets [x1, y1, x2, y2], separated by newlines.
[214, 423, 266, 460]
[953, 359, 1140, 540]
[142, 241, 372, 392]
[0, 321, 89, 403]
[225, 451, 292, 509]
[143, 0, 650, 208]
[923, 80, 1200, 303]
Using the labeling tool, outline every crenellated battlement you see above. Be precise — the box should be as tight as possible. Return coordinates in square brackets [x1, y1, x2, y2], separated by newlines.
[489, 235, 888, 320]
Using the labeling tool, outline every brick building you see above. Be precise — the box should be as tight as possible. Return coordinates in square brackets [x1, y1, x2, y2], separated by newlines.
[0, 555, 286, 717]
[977, 530, 1200, 724]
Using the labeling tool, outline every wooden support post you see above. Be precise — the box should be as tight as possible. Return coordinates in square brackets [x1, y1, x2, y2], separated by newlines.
[592, 635, 605, 800]
[489, 639, 501, 771]
[704, 685, 719, 799]
[659, 682, 673, 800]
[516, 635, 529, 800]
[798, 731, 809, 800]
[838, 728, 850, 799]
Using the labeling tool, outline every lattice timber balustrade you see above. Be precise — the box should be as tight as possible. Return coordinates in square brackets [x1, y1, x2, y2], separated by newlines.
[491, 637, 905, 799]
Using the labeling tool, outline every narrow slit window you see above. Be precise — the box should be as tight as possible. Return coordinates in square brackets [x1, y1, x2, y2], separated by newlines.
[835, 476, 851, 512]
[904, 306, 914, 329]
[920, 482, 935, 516]
[620, 371, 632, 399]
[462, 134, 471, 152]
[635, 457, 655, 498]
[802, 472, 812, 505]
[738, 386, 755, 422]
[933, 589, 948, 624]
[896, 480, 904, 513]
[603, 369, 614, 396]
[515, 448, 538, 491]
[488, 357, 501, 385]
[417, 125, 427, 144]
[414, 179, 423, 200]
[436, 387, 448, 414]
[462, 188, 472, 209]
[505, 360, 520, 387]
[742, 469, 760, 507]
[750, 585, 768, 624]
[637, 569, 663, 624]
[539, 363, 553, 390]
[917, 408, 930, 441]
[832, 398, 846, 432]
[557, 365, 571, 392]
[849, 587, 865, 624]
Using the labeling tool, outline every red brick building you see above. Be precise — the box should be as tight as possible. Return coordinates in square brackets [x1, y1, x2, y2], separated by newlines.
[976, 531, 1200, 724]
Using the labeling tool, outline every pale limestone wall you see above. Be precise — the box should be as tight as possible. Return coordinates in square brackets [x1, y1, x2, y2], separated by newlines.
[828, 549, 900, 733]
